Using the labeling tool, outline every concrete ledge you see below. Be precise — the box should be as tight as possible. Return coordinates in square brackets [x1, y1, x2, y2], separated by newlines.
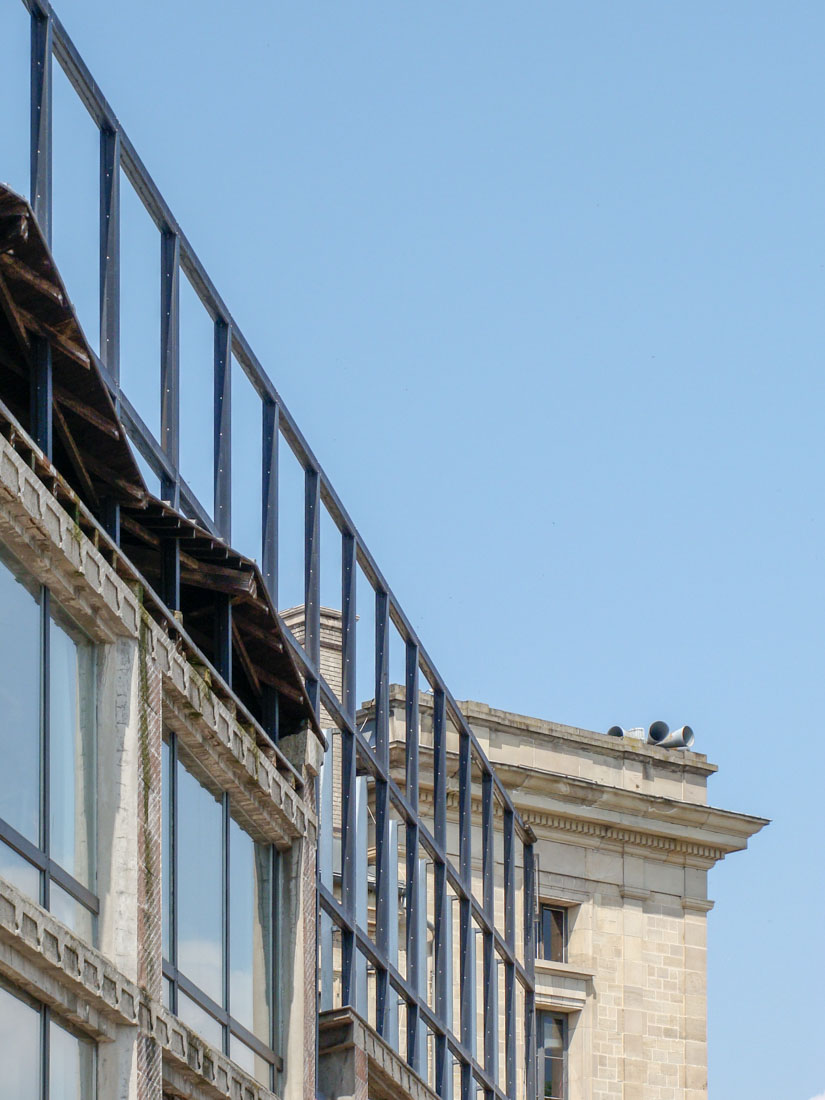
[150, 1002, 278, 1100]
[0, 876, 140, 1039]
[534, 959, 592, 1013]
[319, 1007, 438, 1100]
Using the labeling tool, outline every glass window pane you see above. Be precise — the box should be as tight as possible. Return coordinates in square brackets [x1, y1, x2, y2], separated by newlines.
[178, 989, 224, 1050]
[0, 840, 41, 902]
[49, 609, 96, 889]
[50, 880, 96, 945]
[0, 549, 42, 844]
[0, 982, 41, 1100]
[229, 818, 272, 1044]
[50, 1015, 96, 1100]
[229, 1033, 272, 1089]
[176, 759, 223, 1003]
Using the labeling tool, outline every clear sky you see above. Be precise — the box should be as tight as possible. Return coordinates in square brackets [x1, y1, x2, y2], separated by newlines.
[1, 2, 823, 1097]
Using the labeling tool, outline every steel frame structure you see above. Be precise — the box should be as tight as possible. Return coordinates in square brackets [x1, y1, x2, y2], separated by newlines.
[13, 3, 537, 1097]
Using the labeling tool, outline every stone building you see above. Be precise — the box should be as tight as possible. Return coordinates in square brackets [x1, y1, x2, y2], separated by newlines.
[314, 625, 766, 1100]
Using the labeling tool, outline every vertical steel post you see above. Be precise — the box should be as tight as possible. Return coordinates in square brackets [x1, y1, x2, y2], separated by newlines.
[503, 808, 516, 1096]
[416, 857, 428, 1071]
[304, 467, 320, 711]
[261, 401, 278, 605]
[160, 228, 180, 507]
[319, 748, 334, 1012]
[406, 643, 422, 1074]
[354, 775, 368, 1013]
[99, 127, 120, 381]
[340, 532, 357, 1006]
[432, 687, 449, 1094]
[524, 840, 537, 1100]
[458, 726, 473, 1100]
[30, 9, 52, 245]
[214, 319, 232, 540]
[373, 589, 390, 1037]
[387, 819, 399, 1049]
[481, 772, 497, 1083]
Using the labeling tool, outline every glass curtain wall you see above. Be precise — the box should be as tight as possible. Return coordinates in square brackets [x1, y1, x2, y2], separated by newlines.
[0, 979, 95, 1099]
[162, 732, 276, 1088]
[0, 545, 97, 940]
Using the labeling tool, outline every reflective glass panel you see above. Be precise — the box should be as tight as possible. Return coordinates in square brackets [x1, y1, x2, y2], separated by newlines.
[0, 548, 42, 844]
[229, 1033, 271, 1089]
[176, 759, 223, 1003]
[0, 840, 41, 902]
[50, 880, 96, 944]
[50, 1015, 96, 1100]
[178, 989, 224, 1050]
[49, 608, 96, 889]
[0, 982, 40, 1100]
[229, 817, 272, 1043]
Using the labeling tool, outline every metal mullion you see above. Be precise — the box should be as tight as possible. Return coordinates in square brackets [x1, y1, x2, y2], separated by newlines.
[222, 791, 230, 1054]
[481, 773, 496, 1081]
[0, 818, 47, 874]
[214, 319, 231, 540]
[339, 531, 357, 1005]
[304, 467, 320, 712]
[170, 733, 179, 1013]
[30, 6, 52, 244]
[47, 860, 99, 914]
[405, 641, 421, 1072]
[503, 809, 516, 1096]
[373, 588, 391, 1035]
[160, 228, 180, 507]
[40, 588, 49, 910]
[261, 401, 278, 604]
[458, 723, 473, 1100]
[432, 688, 449, 1094]
[99, 126, 120, 381]
[41, 1002, 49, 1100]
[524, 840, 537, 1100]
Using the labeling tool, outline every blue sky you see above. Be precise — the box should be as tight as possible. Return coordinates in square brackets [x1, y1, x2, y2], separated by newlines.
[1, 2, 823, 1096]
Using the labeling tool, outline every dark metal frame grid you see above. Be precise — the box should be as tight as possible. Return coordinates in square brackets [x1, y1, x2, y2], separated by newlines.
[161, 731, 282, 1083]
[15, 4, 537, 1097]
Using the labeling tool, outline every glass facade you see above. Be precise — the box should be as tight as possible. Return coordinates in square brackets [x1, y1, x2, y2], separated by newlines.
[0, 979, 95, 1099]
[0, 546, 98, 940]
[162, 733, 276, 1088]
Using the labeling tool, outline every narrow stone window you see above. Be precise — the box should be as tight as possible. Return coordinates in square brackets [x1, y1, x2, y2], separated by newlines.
[162, 730, 278, 1089]
[537, 1010, 567, 1100]
[539, 904, 568, 964]
[0, 544, 98, 942]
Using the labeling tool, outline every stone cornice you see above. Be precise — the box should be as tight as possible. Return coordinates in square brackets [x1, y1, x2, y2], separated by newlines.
[415, 764, 767, 864]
